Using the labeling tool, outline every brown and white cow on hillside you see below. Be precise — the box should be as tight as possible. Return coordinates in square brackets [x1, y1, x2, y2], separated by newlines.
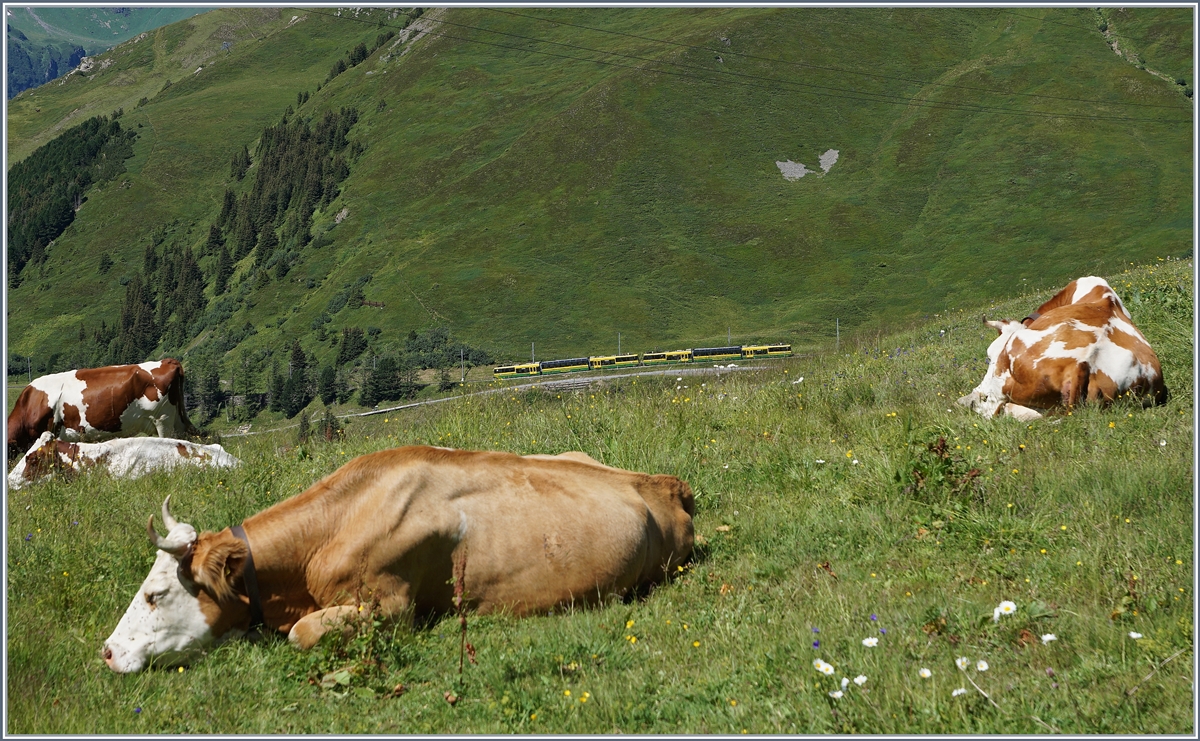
[101, 446, 695, 672]
[957, 276, 1167, 421]
[6, 359, 198, 459]
[7, 431, 239, 490]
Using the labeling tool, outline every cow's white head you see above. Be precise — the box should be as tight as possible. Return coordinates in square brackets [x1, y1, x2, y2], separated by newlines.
[102, 497, 250, 673]
[957, 317, 1026, 419]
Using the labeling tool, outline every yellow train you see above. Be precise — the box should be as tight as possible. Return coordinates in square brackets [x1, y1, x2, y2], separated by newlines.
[494, 344, 792, 379]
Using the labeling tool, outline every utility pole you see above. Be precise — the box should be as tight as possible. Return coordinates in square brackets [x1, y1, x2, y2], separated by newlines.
[531, 342, 535, 362]
[728, 327, 731, 345]
[618, 333, 621, 355]
[460, 347, 465, 382]
[836, 318, 840, 354]
[27, 357, 31, 383]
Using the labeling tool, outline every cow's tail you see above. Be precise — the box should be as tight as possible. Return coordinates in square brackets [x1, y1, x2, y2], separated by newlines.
[1061, 362, 1090, 409]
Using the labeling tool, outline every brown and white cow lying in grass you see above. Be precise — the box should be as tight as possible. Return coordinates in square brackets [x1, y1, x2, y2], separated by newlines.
[6, 359, 198, 460]
[101, 446, 695, 672]
[958, 276, 1168, 420]
[7, 432, 239, 490]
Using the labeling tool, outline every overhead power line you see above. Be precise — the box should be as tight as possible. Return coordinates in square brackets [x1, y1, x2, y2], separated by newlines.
[304, 8, 1188, 125]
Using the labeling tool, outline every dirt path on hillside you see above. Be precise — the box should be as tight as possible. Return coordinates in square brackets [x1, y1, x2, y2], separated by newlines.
[1102, 23, 1179, 86]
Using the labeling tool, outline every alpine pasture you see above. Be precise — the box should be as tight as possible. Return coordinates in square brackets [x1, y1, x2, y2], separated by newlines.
[6, 259, 1193, 734]
[4, 5, 1195, 734]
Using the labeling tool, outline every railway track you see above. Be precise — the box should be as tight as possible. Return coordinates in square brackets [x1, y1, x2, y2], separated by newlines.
[222, 362, 771, 438]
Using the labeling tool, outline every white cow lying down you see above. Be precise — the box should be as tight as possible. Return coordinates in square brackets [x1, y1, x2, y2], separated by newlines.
[8, 431, 239, 490]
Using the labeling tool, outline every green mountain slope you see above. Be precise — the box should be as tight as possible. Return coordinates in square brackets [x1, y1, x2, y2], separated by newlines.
[6, 6, 208, 98]
[6, 7, 1192, 381]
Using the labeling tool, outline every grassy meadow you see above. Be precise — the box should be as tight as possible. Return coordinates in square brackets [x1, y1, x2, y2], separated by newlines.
[5, 259, 1193, 734]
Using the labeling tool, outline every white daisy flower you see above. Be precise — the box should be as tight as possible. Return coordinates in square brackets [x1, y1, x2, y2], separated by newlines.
[828, 690, 843, 699]
[840, 677, 850, 690]
[862, 637, 879, 647]
[1041, 634, 1057, 644]
[919, 668, 932, 679]
[1128, 632, 1143, 640]
[976, 660, 989, 672]
[815, 459, 825, 464]
[952, 688, 968, 697]
[854, 675, 867, 686]
[955, 656, 970, 670]
[996, 600, 1016, 616]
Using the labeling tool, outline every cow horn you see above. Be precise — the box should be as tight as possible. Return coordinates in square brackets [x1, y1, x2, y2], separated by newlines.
[146, 515, 190, 557]
[161, 495, 178, 531]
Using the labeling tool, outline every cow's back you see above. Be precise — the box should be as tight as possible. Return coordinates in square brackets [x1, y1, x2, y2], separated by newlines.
[1008, 296, 1165, 408]
[273, 447, 693, 619]
[98, 437, 238, 478]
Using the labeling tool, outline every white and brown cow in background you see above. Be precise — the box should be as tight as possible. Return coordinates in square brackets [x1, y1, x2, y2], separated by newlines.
[6, 359, 198, 460]
[958, 276, 1168, 420]
[102, 446, 695, 672]
[7, 431, 239, 490]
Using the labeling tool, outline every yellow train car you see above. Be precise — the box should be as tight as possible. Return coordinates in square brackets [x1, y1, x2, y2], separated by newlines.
[741, 344, 793, 359]
[641, 350, 693, 365]
[493, 362, 541, 379]
[589, 354, 640, 370]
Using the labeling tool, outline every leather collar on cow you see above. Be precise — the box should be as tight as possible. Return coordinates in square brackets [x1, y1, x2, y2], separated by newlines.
[230, 525, 265, 629]
[1021, 311, 1041, 326]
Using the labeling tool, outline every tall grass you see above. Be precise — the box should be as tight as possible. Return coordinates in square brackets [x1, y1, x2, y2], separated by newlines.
[6, 260, 1193, 733]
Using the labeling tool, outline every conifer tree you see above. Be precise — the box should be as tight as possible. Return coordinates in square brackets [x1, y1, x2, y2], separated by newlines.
[268, 360, 285, 413]
[173, 247, 206, 333]
[255, 228, 279, 270]
[214, 246, 233, 295]
[204, 224, 224, 257]
[230, 144, 250, 180]
[281, 339, 312, 418]
[218, 188, 236, 227]
[143, 242, 159, 276]
[318, 364, 337, 405]
[336, 326, 367, 366]
[114, 272, 158, 363]
[232, 205, 256, 260]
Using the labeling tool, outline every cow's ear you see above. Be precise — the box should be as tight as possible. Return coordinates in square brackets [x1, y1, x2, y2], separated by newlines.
[191, 537, 249, 604]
